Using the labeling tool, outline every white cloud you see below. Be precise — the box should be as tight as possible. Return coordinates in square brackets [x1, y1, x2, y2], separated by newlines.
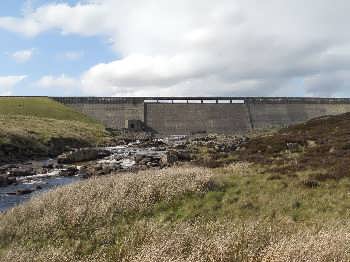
[36, 74, 79, 90]
[0, 75, 27, 95]
[11, 49, 34, 63]
[2, 0, 350, 96]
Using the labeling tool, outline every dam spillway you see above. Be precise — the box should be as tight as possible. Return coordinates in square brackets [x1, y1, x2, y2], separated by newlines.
[51, 97, 350, 135]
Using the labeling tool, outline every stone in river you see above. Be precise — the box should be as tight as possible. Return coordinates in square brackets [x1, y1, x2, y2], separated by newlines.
[57, 148, 111, 164]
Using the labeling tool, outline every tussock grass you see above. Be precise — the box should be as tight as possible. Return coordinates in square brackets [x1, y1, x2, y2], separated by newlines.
[0, 166, 217, 259]
[1, 164, 350, 261]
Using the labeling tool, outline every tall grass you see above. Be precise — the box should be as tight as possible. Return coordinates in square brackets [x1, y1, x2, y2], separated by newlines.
[1, 164, 350, 261]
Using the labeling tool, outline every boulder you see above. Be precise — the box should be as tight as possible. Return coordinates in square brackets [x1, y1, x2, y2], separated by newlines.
[77, 166, 92, 178]
[7, 188, 34, 195]
[59, 166, 79, 177]
[160, 150, 191, 166]
[176, 150, 192, 161]
[15, 188, 34, 195]
[0, 175, 9, 187]
[135, 154, 146, 163]
[8, 167, 35, 177]
[57, 148, 111, 164]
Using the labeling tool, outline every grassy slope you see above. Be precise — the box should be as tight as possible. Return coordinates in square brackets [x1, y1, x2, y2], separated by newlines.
[0, 97, 96, 123]
[1, 113, 350, 261]
[0, 97, 111, 161]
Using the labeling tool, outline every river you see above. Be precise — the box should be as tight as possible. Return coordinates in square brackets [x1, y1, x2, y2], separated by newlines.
[0, 144, 167, 213]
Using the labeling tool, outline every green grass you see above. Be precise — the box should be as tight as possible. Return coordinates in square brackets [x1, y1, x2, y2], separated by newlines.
[0, 97, 111, 161]
[150, 165, 350, 224]
[0, 97, 97, 123]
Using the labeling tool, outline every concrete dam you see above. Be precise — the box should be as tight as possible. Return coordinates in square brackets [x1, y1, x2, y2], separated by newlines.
[52, 97, 350, 135]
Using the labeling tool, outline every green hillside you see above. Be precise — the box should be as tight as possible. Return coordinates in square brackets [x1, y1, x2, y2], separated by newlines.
[0, 97, 96, 123]
[0, 97, 111, 162]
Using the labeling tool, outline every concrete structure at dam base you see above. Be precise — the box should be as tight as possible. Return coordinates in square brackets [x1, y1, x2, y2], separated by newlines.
[51, 97, 350, 135]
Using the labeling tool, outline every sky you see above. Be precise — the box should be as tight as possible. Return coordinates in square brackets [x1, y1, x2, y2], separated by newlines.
[0, 0, 349, 97]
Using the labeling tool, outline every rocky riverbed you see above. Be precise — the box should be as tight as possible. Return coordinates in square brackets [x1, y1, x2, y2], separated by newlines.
[0, 134, 248, 212]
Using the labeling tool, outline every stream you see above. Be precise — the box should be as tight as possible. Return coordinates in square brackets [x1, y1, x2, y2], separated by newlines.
[0, 144, 167, 213]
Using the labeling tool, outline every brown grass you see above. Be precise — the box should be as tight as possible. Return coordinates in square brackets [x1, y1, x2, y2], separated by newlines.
[0, 166, 217, 257]
[1, 163, 350, 261]
[2, 220, 350, 262]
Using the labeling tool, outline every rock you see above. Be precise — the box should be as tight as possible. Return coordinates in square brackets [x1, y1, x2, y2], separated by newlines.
[176, 150, 192, 161]
[135, 154, 146, 163]
[161, 150, 192, 166]
[77, 166, 91, 178]
[0, 174, 8, 186]
[57, 148, 111, 164]
[307, 140, 317, 148]
[59, 166, 79, 177]
[161, 150, 178, 166]
[135, 154, 162, 167]
[8, 167, 35, 177]
[43, 163, 54, 169]
[173, 144, 186, 150]
[16, 188, 34, 195]
[7, 188, 34, 195]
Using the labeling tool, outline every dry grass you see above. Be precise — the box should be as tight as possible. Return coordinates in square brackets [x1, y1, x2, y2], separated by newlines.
[2, 220, 350, 262]
[0, 166, 217, 259]
[1, 164, 350, 261]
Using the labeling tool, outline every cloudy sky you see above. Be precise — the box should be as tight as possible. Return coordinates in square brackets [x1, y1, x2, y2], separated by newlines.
[0, 0, 349, 97]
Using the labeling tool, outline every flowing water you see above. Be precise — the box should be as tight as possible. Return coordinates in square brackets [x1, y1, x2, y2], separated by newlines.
[0, 144, 166, 213]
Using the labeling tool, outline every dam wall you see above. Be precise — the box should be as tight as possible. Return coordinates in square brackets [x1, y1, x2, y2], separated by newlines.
[51, 97, 350, 135]
[145, 103, 251, 135]
[52, 97, 145, 129]
[245, 98, 350, 130]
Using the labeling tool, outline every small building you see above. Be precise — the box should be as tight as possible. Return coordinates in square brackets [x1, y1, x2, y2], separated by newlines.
[125, 119, 143, 131]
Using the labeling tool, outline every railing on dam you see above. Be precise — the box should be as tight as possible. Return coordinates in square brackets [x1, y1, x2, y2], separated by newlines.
[50, 96, 350, 105]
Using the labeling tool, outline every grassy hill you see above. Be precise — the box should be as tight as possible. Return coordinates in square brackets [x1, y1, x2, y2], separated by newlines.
[0, 97, 96, 123]
[238, 112, 350, 180]
[1, 113, 350, 261]
[0, 97, 111, 162]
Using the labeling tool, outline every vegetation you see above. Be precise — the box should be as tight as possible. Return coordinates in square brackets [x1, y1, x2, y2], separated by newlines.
[237, 112, 350, 180]
[0, 97, 97, 123]
[2, 112, 350, 261]
[0, 97, 111, 162]
[1, 163, 350, 261]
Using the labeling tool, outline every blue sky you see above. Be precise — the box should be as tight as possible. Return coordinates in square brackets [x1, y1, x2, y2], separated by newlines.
[0, 1, 349, 97]
[0, 0, 116, 96]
